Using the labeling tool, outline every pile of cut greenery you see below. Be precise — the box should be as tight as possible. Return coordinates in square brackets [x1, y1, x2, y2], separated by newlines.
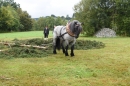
[0, 38, 105, 58]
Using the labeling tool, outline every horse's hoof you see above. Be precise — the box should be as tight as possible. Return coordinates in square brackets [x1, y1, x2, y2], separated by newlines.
[71, 55, 74, 57]
[62, 51, 65, 54]
[70, 53, 74, 57]
[65, 53, 69, 56]
[53, 51, 57, 54]
[65, 55, 69, 56]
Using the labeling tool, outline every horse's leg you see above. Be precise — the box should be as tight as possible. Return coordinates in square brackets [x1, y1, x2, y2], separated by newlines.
[64, 40, 69, 56]
[65, 45, 69, 56]
[53, 38, 57, 54]
[53, 46, 57, 54]
[70, 39, 76, 57]
[61, 41, 66, 53]
[70, 45, 74, 57]
[61, 44, 65, 53]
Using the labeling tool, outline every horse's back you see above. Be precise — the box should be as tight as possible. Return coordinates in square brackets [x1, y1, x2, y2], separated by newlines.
[53, 26, 65, 38]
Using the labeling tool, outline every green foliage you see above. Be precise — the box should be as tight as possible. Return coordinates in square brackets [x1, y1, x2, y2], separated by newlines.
[74, 0, 130, 36]
[7, 6, 21, 31]
[75, 40, 105, 50]
[0, 43, 8, 49]
[17, 8, 33, 31]
[0, 47, 51, 58]
[0, 0, 20, 9]
[114, 0, 130, 36]
[23, 38, 52, 46]
[0, 5, 21, 32]
[0, 38, 105, 58]
[33, 17, 45, 30]
[33, 16, 67, 31]
[0, 0, 32, 32]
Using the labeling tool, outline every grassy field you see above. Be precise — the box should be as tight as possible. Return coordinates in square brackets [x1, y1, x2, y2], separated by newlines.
[0, 31, 130, 86]
[0, 31, 50, 41]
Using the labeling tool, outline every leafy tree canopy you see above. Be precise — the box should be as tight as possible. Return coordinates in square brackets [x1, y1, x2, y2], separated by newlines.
[74, 0, 130, 36]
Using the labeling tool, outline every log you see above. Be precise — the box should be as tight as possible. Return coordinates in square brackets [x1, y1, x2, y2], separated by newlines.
[0, 42, 48, 49]
[0, 42, 15, 48]
[20, 44, 47, 49]
[0, 49, 6, 52]
[0, 42, 15, 45]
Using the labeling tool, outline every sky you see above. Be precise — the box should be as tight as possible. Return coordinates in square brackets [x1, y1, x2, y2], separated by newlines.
[14, 0, 81, 18]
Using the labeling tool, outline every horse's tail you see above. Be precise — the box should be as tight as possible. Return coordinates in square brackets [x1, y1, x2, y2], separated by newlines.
[56, 37, 61, 50]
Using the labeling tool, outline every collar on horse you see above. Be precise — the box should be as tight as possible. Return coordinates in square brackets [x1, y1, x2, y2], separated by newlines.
[59, 24, 76, 38]
[66, 24, 76, 37]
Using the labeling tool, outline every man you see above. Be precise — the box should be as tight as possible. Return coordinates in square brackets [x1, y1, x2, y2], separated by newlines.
[43, 26, 49, 40]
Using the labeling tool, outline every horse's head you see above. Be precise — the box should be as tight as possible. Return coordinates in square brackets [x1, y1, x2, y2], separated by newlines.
[69, 20, 82, 38]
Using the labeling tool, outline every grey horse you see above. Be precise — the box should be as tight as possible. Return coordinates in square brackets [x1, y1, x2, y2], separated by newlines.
[53, 20, 82, 57]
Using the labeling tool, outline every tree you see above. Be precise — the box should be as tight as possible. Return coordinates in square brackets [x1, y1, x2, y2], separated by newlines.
[114, 0, 130, 36]
[51, 14, 56, 18]
[1, 0, 20, 9]
[17, 8, 33, 31]
[65, 15, 71, 20]
[7, 5, 21, 31]
[74, 0, 130, 36]
[32, 16, 67, 31]
[0, 6, 21, 32]
[74, 0, 95, 36]
[55, 16, 67, 26]
[36, 17, 45, 30]
[32, 19, 37, 31]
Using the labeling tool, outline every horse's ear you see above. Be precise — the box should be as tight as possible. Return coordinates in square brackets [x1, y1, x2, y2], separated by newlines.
[74, 21, 77, 25]
[74, 21, 78, 25]
[72, 20, 78, 25]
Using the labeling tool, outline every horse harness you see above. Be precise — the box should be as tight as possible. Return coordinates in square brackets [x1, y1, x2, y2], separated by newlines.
[58, 24, 76, 41]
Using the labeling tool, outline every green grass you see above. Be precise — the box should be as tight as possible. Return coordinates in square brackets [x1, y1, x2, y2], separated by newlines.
[0, 31, 130, 86]
[0, 31, 53, 41]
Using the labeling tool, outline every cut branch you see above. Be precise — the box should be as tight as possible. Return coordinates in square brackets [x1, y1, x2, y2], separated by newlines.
[20, 44, 47, 49]
[0, 42, 48, 49]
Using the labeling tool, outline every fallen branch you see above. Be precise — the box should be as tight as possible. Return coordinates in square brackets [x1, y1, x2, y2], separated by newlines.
[20, 44, 47, 49]
[0, 42, 48, 49]
[0, 42, 15, 48]
[0, 42, 15, 45]
[0, 49, 7, 52]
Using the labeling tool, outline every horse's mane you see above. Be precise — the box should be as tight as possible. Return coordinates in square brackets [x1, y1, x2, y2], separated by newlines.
[69, 20, 81, 32]
[69, 20, 82, 38]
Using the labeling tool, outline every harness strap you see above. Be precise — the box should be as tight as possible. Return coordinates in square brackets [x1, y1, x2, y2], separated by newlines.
[58, 25, 76, 40]
[59, 32, 67, 37]
[59, 26, 67, 37]
[58, 27, 67, 41]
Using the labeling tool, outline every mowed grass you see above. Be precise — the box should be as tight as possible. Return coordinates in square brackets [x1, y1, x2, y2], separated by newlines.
[0, 31, 130, 86]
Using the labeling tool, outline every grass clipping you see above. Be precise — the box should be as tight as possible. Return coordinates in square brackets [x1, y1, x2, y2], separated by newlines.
[0, 38, 105, 58]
